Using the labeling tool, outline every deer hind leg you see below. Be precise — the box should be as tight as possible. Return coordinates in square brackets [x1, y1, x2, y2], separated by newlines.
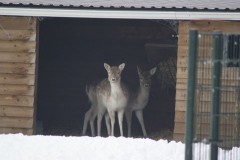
[82, 107, 94, 136]
[135, 110, 147, 137]
[104, 113, 111, 136]
[118, 110, 125, 136]
[125, 109, 133, 137]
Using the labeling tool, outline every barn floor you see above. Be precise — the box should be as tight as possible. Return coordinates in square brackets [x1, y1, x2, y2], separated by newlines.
[36, 18, 177, 139]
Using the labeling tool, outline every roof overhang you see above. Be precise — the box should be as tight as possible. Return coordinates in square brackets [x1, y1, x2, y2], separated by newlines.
[0, 7, 240, 20]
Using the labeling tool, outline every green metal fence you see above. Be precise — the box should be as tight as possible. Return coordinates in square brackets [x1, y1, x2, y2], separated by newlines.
[185, 30, 240, 160]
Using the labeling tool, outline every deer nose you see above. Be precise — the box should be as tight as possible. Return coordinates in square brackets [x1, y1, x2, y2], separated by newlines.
[111, 78, 116, 82]
[144, 84, 150, 87]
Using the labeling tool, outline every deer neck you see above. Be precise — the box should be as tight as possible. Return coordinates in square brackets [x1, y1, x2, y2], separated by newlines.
[110, 81, 123, 96]
[138, 85, 150, 100]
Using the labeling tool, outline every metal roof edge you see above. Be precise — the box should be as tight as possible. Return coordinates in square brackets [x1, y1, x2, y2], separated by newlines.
[0, 7, 240, 20]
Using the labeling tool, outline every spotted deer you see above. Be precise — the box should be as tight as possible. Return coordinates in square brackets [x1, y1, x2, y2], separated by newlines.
[82, 63, 129, 136]
[125, 66, 157, 137]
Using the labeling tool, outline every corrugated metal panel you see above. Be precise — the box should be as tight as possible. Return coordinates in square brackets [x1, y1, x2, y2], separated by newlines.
[0, 0, 239, 10]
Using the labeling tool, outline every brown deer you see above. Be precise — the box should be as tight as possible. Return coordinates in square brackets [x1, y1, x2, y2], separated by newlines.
[125, 66, 157, 137]
[82, 63, 129, 136]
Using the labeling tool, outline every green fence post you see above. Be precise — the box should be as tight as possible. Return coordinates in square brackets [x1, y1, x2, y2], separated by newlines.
[210, 31, 222, 160]
[185, 30, 198, 160]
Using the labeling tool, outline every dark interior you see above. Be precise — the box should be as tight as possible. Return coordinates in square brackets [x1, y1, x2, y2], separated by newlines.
[36, 18, 177, 139]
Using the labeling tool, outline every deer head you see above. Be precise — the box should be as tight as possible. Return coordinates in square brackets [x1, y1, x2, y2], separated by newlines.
[104, 63, 125, 83]
[137, 67, 157, 88]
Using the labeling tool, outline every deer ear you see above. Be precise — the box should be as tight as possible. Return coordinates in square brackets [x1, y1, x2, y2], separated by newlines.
[104, 63, 110, 71]
[137, 66, 142, 75]
[150, 67, 157, 76]
[119, 63, 125, 71]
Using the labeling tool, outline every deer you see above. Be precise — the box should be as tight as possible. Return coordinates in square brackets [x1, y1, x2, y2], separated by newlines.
[82, 63, 129, 136]
[125, 66, 157, 137]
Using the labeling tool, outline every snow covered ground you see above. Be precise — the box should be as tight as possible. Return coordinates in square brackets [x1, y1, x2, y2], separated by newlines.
[0, 134, 239, 160]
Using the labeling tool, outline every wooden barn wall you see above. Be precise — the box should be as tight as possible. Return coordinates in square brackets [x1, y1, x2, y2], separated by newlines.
[0, 16, 37, 135]
[173, 20, 240, 142]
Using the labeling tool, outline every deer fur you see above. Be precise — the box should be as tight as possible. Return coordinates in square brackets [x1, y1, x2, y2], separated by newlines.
[82, 63, 129, 136]
[125, 66, 157, 137]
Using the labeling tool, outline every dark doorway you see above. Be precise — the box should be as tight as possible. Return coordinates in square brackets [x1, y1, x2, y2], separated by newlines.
[37, 18, 177, 139]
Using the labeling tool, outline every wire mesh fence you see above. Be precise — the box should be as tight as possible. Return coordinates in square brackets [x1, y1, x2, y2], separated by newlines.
[185, 30, 240, 160]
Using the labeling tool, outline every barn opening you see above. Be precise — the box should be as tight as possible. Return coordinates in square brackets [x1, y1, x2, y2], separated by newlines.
[36, 18, 178, 139]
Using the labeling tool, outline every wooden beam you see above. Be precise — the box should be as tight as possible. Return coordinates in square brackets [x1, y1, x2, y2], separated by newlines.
[0, 84, 34, 96]
[0, 63, 35, 74]
[0, 40, 36, 52]
[0, 16, 36, 30]
[0, 116, 33, 128]
[0, 52, 36, 63]
[0, 106, 34, 117]
[0, 73, 35, 85]
[0, 29, 36, 41]
[0, 127, 33, 135]
[0, 95, 34, 107]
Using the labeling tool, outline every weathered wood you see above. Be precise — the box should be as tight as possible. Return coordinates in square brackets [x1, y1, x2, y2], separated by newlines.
[0, 127, 33, 135]
[0, 116, 33, 128]
[177, 78, 240, 86]
[0, 106, 34, 117]
[174, 122, 238, 137]
[175, 100, 238, 112]
[173, 133, 184, 142]
[0, 51, 36, 63]
[0, 29, 36, 41]
[176, 89, 240, 102]
[0, 73, 35, 85]
[0, 16, 36, 30]
[0, 95, 34, 107]
[0, 63, 35, 74]
[0, 41, 36, 52]
[0, 84, 34, 96]
[179, 21, 240, 34]
[177, 67, 240, 79]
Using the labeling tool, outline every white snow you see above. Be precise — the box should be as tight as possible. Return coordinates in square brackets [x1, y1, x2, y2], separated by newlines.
[0, 134, 239, 160]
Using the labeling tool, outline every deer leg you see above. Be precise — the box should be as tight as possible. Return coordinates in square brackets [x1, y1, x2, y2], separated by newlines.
[89, 108, 97, 137]
[104, 113, 111, 136]
[108, 110, 115, 136]
[97, 112, 104, 136]
[125, 109, 133, 137]
[118, 110, 125, 136]
[135, 110, 147, 137]
[82, 107, 94, 136]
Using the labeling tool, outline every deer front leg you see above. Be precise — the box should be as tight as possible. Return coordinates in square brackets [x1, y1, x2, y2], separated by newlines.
[125, 109, 133, 137]
[104, 113, 111, 136]
[135, 110, 147, 137]
[108, 110, 115, 136]
[118, 110, 125, 136]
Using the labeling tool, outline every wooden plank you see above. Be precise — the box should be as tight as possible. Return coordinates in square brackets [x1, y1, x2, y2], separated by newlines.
[0, 74, 35, 85]
[175, 100, 239, 112]
[174, 122, 238, 137]
[0, 41, 36, 52]
[0, 63, 35, 74]
[0, 116, 33, 128]
[0, 29, 36, 41]
[173, 133, 184, 142]
[177, 67, 240, 79]
[175, 111, 239, 124]
[176, 89, 240, 102]
[0, 16, 36, 30]
[0, 95, 34, 107]
[0, 127, 33, 135]
[0, 52, 36, 63]
[0, 106, 34, 117]
[0, 84, 34, 96]
[177, 78, 240, 86]
[179, 21, 240, 34]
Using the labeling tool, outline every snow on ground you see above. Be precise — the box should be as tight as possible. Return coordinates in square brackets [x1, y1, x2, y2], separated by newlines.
[0, 134, 239, 160]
